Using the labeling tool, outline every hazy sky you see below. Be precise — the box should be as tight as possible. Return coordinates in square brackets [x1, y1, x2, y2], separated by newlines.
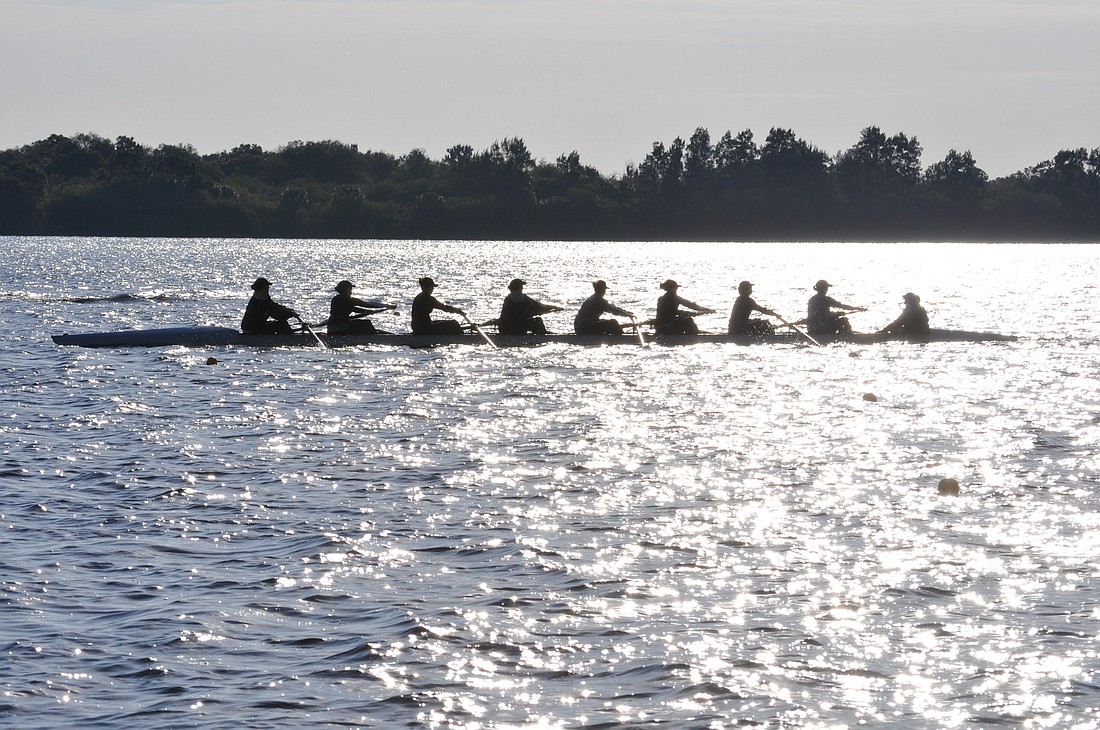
[3, 0, 1097, 178]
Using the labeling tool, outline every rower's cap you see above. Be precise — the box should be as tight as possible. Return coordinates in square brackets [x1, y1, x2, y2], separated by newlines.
[660, 279, 678, 291]
[508, 278, 526, 291]
[903, 292, 920, 303]
[739, 280, 752, 293]
[593, 279, 607, 290]
[251, 277, 272, 290]
[418, 276, 436, 288]
[814, 279, 831, 291]
[335, 280, 354, 293]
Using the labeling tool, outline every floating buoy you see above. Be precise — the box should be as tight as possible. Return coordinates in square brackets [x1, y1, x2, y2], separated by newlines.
[862, 392, 878, 402]
[938, 478, 960, 496]
[206, 356, 219, 365]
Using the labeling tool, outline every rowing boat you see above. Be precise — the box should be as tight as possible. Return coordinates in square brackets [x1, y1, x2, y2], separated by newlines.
[51, 326, 1019, 349]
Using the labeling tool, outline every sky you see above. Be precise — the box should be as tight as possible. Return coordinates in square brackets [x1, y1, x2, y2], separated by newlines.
[2, 0, 1098, 179]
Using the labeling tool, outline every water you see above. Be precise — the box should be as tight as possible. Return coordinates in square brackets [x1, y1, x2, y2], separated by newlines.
[2, 237, 1100, 729]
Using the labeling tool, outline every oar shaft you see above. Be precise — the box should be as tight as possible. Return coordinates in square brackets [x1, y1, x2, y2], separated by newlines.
[776, 315, 821, 347]
[297, 319, 327, 349]
[463, 314, 497, 349]
[630, 316, 646, 347]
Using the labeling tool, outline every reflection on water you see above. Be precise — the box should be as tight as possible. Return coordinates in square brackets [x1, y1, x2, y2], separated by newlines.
[2, 238, 1100, 728]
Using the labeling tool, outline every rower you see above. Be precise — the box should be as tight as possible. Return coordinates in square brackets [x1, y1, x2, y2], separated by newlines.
[806, 279, 865, 337]
[498, 279, 561, 335]
[574, 280, 633, 335]
[728, 281, 778, 336]
[878, 292, 930, 340]
[328, 280, 394, 335]
[655, 279, 714, 335]
[241, 277, 299, 335]
[411, 277, 465, 335]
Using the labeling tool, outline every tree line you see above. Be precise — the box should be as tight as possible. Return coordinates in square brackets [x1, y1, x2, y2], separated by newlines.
[0, 128, 1097, 241]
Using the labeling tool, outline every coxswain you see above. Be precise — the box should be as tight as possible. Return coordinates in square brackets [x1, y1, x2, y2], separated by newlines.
[328, 280, 394, 335]
[574, 280, 633, 335]
[241, 277, 299, 335]
[655, 279, 714, 335]
[411, 277, 465, 335]
[728, 280, 778, 336]
[498, 279, 561, 335]
[806, 280, 864, 337]
[877, 292, 930, 340]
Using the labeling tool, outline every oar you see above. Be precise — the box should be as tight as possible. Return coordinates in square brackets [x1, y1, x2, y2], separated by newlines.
[314, 309, 400, 330]
[630, 316, 646, 347]
[637, 310, 709, 328]
[775, 314, 821, 347]
[296, 318, 327, 350]
[462, 313, 497, 349]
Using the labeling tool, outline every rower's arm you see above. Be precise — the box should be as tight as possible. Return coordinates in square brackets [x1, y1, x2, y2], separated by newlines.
[682, 298, 711, 313]
[608, 303, 633, 317]
[270, 301, 299, 320]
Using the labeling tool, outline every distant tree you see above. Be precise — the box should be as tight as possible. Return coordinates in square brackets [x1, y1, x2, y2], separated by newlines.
[1017, 147, 1100, 235]
[323, 184, 371, 237]
[636, 141, 669, 189]
[833, 125, 922, 202]
[276, 140, 364, 184]
[759, 128, 828, 190]
[444, 144, 474, 168]
[0, 129, 1096, 240]
[111, 135, 149, 177]
[0, 168, 41, 231]
[555, 150, 599, 183]
[399, 148, 436, 180]
[29, 133, 108, 179]
[151, 143, 204, 183]
[410, 192, 447, 238]
[714, 129, 758, 185]
[684, 127, 714, 193]
[478, 137, 536, 201]
[923, 149, 987, 200]
[279, 187, 310, 210]
[531, 151, 599, 200]
[274, 186, 311, 234]
[218, 143, 268, 177]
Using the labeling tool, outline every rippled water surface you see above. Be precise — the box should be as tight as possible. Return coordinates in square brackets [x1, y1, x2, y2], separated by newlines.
[3, 237, 1100, 729]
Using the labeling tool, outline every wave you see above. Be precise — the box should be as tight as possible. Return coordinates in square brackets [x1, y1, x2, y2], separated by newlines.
[0, 291, 191, 304]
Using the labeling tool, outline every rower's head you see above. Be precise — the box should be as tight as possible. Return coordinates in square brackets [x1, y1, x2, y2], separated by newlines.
[814, 279, 831, 292]
[660, 279, 678, 291]
[903, 292, 920, 305]
[593, 280, 607, 293]
[418, 276, 436, 292]
[508, 278, 526, 292]
[251, 277, 272, 291]
[739, 280, 752, 295]
[335, 280, 354, 294]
